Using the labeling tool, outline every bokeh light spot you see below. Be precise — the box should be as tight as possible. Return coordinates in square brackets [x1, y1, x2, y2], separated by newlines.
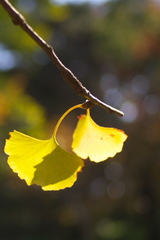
[103, 88, 123, 108]
[99, 73, 119, 92]
[0, 44, 20, 71]
[105, 162, 123, 181]
[120, 101, 138, 123]
[131, 75, 149, 95]
[143, 94, 160, 114]
[107, 181, 126, 199]
[89, 177, 107, 198]
[17, 0, 37, 13]
[96, 219, 128, 239]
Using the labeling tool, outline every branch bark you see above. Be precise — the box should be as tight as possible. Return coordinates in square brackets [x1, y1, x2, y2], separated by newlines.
[0, 0, 124, 117]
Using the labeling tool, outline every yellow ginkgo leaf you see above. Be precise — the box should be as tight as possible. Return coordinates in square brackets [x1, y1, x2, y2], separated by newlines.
[72, 109, 127, 162]
[5, 130, 84, 191]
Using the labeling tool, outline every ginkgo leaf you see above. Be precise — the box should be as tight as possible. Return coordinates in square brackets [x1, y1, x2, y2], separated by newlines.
[5, 130, 84, 191]
[72, 109, 127, 162]
[4, 103, 127, 191]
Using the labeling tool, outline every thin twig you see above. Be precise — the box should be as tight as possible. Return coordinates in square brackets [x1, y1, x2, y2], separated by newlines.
[0, 0, 124, 117]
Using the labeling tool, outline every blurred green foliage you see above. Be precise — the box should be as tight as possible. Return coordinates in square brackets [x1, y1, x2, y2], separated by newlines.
[0, 0, 160, 239]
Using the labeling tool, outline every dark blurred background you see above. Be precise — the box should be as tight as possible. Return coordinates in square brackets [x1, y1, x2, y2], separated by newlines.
[0, 0, 160, 239]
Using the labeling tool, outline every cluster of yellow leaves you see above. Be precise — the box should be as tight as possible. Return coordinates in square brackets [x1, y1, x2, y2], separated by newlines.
[4, 106, 127, 191]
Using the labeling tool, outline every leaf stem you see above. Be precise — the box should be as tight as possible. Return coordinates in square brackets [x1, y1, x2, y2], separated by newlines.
[53, 104, 83, 138]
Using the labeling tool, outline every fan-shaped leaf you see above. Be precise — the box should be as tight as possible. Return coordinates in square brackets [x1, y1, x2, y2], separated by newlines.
[72, 110, 127, 162]
[5, 130, 84, 191]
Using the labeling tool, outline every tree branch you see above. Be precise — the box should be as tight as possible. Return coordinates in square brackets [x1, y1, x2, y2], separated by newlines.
[0, 0, 124, 117]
